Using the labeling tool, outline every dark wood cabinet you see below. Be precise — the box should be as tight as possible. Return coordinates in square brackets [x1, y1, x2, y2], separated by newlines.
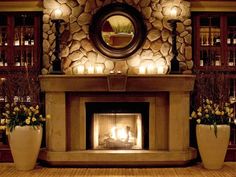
[193, 12, 236, 161]
[0, 12, 42, 154]
[0, 12, 41, 72]
[193, 13, 236, 71]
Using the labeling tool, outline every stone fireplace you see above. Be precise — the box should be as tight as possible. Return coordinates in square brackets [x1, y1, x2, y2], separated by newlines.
[39, 74, 197, 166]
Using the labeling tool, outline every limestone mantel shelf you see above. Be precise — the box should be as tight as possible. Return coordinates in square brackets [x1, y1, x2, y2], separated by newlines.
[39, 74, 197, 166]
[39, 74, 196, 92]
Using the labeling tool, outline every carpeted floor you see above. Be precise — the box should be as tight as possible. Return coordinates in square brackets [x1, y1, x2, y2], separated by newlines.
[0, 162, 235, 177]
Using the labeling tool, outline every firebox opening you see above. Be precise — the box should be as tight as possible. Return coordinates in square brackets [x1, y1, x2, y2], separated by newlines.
[86, 102, 149, 150]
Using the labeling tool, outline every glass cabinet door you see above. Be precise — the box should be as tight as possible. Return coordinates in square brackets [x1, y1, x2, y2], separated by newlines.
[199, 16, 221, 67]
[0, 15, 7, 66]
[14, 14, 34, 66]
[228, 78, 236, 148]
[227, 16, 236, 67]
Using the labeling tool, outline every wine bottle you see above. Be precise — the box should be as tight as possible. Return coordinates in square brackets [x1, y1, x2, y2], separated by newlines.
[14, 32, 20, 46]
[233, 34, 236, 45]
[15, 53, 21, 66]
[215, 52, 220, 66]
[228, 50, 234, 66]
[0, 51, 3, 66]
[0, 33, 2, 46]
[227, 33, 232, 45]
[215, 34, 221, 46]
[27, 51, 32, 66]
[200, 50, 204, 66]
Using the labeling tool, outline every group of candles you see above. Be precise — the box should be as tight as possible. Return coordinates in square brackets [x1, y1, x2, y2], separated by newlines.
[76, 65, 104, 74]
[76, 64, 168, 75]
[139, 64, 168, 75]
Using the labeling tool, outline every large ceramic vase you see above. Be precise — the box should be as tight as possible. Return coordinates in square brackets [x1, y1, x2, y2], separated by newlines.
[8, 126, 42, 171]
[196, 124, 230, 170]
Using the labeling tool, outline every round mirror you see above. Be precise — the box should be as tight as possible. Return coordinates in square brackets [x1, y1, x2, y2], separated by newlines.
[89, 3, 147, 60]
[101, 15, 135, 49]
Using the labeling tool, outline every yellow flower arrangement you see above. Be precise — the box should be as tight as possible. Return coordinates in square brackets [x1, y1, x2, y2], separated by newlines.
[0, 102, 50, 133]
[190, 98, 236, 136]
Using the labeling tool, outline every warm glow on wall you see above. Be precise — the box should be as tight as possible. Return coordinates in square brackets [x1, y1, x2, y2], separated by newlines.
[147, 64, 155, 74]
[156, 58, 169, 74]
[95, 65, 104, 74]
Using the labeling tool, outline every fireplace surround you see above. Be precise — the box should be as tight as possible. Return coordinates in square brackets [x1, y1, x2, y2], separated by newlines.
[39, 74, 196, 166]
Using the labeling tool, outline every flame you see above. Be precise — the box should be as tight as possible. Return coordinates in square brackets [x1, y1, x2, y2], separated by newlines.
[110, 126, 129, 142]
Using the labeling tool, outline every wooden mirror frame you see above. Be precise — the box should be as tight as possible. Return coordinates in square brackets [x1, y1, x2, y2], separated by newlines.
[89, 3, 147, 60]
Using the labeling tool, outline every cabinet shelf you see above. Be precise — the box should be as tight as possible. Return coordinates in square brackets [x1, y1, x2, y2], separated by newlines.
[193, 12, 236, 161]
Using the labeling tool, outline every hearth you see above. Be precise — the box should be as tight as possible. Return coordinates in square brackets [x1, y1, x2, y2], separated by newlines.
[86, 102, 149, 150]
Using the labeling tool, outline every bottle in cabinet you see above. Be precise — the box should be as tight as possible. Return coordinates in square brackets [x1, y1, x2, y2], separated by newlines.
[0, 51, 7, 66]
[200, 50, 210, 66]
[0, 51, 4, 66]
[228, 50, 235, 66]
[233, 34, 236, 45]
[227, 33, 233, 45]
[15, 52, 21, 66]
[26, 51, 32, 66]
[214, 34, 221, 46]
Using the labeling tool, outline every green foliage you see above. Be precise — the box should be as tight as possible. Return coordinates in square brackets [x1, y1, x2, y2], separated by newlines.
[112, 23, 134, 34]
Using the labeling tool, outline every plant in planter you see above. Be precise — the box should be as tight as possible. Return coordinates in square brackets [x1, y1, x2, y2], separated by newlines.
[190, 98, 236, 169]
[0, 102, 50, 171]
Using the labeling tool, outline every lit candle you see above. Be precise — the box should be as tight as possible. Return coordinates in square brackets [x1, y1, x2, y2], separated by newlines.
[170, 6, 178, 18]
[110, 70, 115, 74]
[54, 9, 62, 19]
[77, 65, 84, 74]
[147, 64, 155, 74]
[117, 70, 122, 74]
[139, 66, 146, 74]
[157, 65, 165, 74]
[95, 65, 103, 74]
[87, 65, 94, 74]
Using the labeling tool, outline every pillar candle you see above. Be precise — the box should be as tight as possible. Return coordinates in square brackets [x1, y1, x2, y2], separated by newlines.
[139, 66, 146, 74]
[77, 65, 84, 74]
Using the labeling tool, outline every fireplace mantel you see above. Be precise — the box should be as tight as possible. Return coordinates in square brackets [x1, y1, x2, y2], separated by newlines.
[39, 74, 195, 92]
[39, 74, 197, 166]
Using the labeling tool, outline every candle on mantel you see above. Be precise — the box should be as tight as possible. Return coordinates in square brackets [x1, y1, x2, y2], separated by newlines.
[77, 65, 84, 74]
[147, 64, 155, 74]
[95, 65, 103, 74]
[87, 65, 94, 74]
[157, 65, 165, 74]
[110, 70, 115, 74]
[139, 66, 146, 74]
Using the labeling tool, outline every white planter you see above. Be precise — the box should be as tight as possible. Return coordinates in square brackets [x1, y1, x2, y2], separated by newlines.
[8, 126, 42, 171]
[196, 124, 230, 169]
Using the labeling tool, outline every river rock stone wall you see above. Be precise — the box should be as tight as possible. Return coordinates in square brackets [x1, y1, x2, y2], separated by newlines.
[42, 0, 192, 75]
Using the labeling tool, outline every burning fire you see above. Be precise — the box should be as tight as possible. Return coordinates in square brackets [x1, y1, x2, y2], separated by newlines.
[110, 126, 131, 142]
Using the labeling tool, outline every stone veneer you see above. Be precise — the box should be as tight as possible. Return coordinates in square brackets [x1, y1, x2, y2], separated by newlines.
[42, 0, 192, 75]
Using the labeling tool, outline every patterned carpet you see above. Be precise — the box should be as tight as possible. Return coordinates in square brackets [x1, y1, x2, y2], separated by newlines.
[0, 162, 235, 177]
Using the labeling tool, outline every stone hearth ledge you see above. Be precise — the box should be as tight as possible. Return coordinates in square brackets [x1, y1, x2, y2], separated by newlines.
[39, 74, 197, 166]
